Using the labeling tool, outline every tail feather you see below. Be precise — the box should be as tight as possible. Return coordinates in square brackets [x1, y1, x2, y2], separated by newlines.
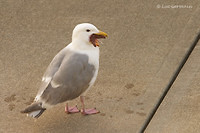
[21, 102, 46, 118]
[28, 109, 46, 118]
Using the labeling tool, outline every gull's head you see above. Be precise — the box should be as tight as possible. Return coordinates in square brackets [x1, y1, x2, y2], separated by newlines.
[72, 23, 108, 47]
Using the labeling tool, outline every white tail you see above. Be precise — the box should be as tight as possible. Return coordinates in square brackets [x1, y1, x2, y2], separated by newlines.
[27, 109, 45, 118]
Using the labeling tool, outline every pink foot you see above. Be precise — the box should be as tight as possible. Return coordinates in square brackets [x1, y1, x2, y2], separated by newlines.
[81, 108, 100, 115]
[65, 105, 80, 114]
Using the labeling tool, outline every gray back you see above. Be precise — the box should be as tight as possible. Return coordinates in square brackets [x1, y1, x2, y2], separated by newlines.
[40, 50, 95, 105]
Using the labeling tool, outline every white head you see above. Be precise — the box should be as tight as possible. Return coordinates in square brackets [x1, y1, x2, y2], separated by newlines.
[72, 23, 108, 47]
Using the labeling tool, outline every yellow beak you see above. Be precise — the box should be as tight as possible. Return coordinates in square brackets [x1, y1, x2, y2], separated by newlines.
[94, 30, 108, 37]
[90, 30, 108, 47]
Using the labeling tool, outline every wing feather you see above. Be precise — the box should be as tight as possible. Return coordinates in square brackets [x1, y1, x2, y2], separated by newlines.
[39, 50, 95, 105]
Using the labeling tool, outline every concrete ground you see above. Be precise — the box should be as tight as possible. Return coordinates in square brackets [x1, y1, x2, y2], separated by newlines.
[0, 0, 200, 133]
[146, 39, 200, 133]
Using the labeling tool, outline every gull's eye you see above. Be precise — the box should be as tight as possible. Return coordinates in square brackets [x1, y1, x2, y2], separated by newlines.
[86, 29, 90, 32]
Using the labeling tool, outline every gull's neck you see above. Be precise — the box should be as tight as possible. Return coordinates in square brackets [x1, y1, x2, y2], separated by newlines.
[69, 39, 99, 52]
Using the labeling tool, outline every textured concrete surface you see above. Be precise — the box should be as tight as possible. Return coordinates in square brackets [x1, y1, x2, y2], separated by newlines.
[146, 41, 200, 133]
[141, 6, 200, 133]
[145, 6, 200, 133]
[0, 0, 200, 133]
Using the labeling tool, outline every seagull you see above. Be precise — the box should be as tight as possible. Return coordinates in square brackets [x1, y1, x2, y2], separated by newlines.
[21, 23, 108, 118]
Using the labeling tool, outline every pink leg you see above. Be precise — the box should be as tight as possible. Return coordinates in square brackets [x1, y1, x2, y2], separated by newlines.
[65, 103, 80, 114]
[80, 96, 100, 115]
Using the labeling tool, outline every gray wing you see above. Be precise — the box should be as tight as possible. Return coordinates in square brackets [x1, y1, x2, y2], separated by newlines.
[36, 47, 67, 96]
[40, 51, 95, 105]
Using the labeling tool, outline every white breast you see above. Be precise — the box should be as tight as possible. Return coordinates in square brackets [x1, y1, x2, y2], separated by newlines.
[67, 41, 100, 69]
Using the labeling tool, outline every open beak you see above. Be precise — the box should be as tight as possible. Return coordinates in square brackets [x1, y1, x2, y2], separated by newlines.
[94, 31, 108, 38]
[90, 31, 108, 47]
